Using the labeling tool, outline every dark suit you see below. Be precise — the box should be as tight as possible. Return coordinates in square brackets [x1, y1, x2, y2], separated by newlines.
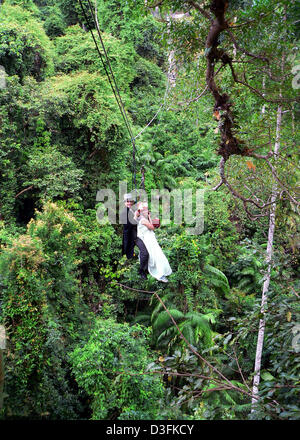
[121, 207, 149, 275]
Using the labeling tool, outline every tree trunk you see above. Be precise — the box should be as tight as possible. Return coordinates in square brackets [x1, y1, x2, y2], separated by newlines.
[261, 76, 266, 114]
[0, 350, 3, 411]
[166, 14, 179, 88]
[251, 103, 282, 411]
[94, 0, 99, 30]
[0, 325, 6, 411]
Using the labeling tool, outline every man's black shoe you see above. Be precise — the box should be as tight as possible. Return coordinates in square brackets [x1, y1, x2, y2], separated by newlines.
[140, 272, 147, 280]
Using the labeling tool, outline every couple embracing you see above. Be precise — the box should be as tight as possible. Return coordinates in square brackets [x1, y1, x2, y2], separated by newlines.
[121, 193, 172, 283]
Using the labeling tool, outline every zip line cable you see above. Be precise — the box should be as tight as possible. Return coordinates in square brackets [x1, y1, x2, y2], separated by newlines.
[77, 0, 130, 137]
[77, 0, 137, 189]
[86, 0, 138, 190]
[86, 0, 134, 140]
[78, 0, 172, 193]
[138, 77, 171, 190]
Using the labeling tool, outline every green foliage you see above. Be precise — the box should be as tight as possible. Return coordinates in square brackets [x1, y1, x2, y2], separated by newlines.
[148, 347, 249, 420]
[227, 239, 264, 294]
[0, 0, 299, 421]
[129, 56, 167, 127]
[9, 70, 132, 208]
[42, 4, 66, 38]
[55, 201, 122, 315]
[203, 264, 230, 297]
[193, 381, 250, 420]
[135, 107, 218, 189]
[249, 292, 300, 420]
[97, 0, 166, 64]
[202, 190, 240, 271]
[0, 202, 91, 418]
[165, 228, 226, 312]
[134, 229, 228, 353]
[0, 4, 54, 81]
[0, 75, 35, 222]
[56, 0, 84, 27]
[150, 302, 215, 352]
[25, 144, 84, 201]
[54, 25, 136, 91]
[69, 318, 165, 419]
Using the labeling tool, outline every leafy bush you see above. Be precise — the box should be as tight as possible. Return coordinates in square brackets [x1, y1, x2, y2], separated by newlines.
[54, 24, 136, 91]
[0, 202, 91, 418]
[0, 4, 54, 81]
[70, 318, 165, 419]
[25, 144, 84, 202]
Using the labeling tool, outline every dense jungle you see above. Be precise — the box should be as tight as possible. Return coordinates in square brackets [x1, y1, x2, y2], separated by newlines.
[0, 0, 299, 421]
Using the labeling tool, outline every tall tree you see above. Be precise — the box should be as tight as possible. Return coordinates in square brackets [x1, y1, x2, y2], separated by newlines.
[251, 102, 282, 411]
[143, 0, 299, 213]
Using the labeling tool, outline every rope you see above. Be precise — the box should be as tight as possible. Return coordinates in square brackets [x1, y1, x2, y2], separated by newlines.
[87, 0, 134, 139]
[140, 165, 145, 191]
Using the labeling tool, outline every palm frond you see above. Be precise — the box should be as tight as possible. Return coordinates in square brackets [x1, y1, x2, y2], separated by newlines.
[156, 327, 177, 347]
[150, 293, 176, 324]
[179, 321, 196, 346]
[152, 309, 184, 332]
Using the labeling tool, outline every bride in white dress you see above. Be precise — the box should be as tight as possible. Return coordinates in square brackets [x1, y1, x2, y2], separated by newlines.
[134, 203, 172, 283]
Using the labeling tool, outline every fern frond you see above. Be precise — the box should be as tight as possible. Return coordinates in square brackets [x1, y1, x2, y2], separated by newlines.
[209, 278, 230, 295]
[183, 312, 213, 346]
[203, 312, 218, 324]
[179, 321, 195, 346]
[237, 278, 253, 292]
[152, 309, 184, 332]
[156, 327, 177, 347]
[222, 390, 238, 405]
[203, 264, 230, 295]
[204, 264, 228, 282]
[240, 267, 256, 276]
[134, 314, 151, 326]
[150, 293, 176, 324]
[184, 312, 209, 328]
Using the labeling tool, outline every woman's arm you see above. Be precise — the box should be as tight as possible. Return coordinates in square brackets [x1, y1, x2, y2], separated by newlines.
[141, 218, 155, 231]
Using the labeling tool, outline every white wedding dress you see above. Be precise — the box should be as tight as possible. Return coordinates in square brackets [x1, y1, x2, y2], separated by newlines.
[137, 219, 172, 281]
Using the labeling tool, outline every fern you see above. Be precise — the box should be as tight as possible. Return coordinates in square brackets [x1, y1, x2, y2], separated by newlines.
[227, 243, 264, 294]
[152, 308, 214, 352]
[152, 309, 184, 332]
[237, 277, 254, 293]
[203, 264, 230, 296]
[134, 314, 151, 326]
[179, 321, 196, 346]
[186, 312, 213, 346]
[138, 264, 226, 352]
[156, 327, 177, 348]
[240, 267, 256, 276]
[150, 292, 175, 324]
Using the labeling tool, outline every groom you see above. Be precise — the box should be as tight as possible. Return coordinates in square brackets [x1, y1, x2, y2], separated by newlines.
[120, 193, 149, 280]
